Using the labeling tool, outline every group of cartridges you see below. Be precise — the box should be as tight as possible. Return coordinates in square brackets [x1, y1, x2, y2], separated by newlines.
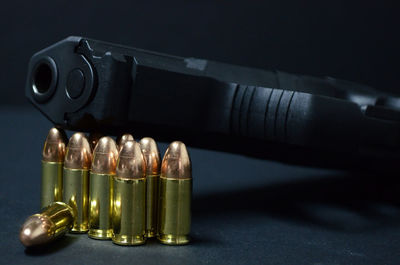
[19, 128, 192, 247]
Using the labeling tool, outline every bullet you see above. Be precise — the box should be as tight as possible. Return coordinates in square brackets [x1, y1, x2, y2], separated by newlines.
[41, 127, 67, 208]
[158, 141, 192, 245]
[88, 132, 104, 151]
[63, 133, 92, 233]
[117, 133, 134, 152]
[139, 137, 160, 238]
[88, 136, 118, 240]
[112, 141, 147, 245]
[19, 202, 74, 247]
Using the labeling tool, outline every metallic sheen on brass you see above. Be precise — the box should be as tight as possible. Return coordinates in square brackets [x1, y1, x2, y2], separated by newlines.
[117, 133, 134, 152]
[158, 141, 192, 245]
[63, 132, 92, 233]
[19, 202, 74, 247]
[139, 137, 160, 238]
[41, 127, 67, 208]
[112, 141, 146, 245]
[88, 137, 118, 239]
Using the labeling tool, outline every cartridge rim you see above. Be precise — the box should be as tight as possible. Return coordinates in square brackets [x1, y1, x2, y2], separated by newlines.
[158, 234, 190, 246]
[88, 229, 113, 240]
[112, 234, 146, 246]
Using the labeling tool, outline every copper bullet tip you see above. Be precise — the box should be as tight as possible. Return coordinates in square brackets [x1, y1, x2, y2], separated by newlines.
[117, 141, 146, 179]
[19, 202, 74, 248]
[19, 215, 53, 247]
[161, 141, 192, 179]
[117, 133, 134, 152]
[139, 137, 160, 175]
[91, 136, 118, 174]
[88, 132, 104, 151]
[42, 127, 67, 162]
[64, 132, 92, 169]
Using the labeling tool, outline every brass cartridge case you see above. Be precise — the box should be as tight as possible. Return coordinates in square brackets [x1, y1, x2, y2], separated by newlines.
[158, 178, 192, 245]
[112, 141, 146, 245]
[20, 202, 74, 247]
[41, 162, 63, 208]
[112, 178, 146, 245]
[63, 133, 92, 233]
[139, 137, 161, 238]
[41, 127, 67, 208]
[88, 137, 118, 240]
[158, 141, 192, 245]
[89, 173, 114, 239]
[64, 170, 89, 232]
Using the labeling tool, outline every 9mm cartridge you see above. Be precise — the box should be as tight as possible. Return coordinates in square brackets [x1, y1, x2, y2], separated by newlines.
[139, 137, 161, 238]
[41, 128, 67, 208]
[112, 141, 147, 245]
[88, 137, 118, 240]
[63, 133, 92, 233]
[158, 141, 192, 245]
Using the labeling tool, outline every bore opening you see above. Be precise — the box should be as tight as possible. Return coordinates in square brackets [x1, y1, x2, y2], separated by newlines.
[33, 63, 53, 94]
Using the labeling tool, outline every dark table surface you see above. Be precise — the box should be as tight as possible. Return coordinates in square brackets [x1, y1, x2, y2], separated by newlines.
[2, 106, 400, 265]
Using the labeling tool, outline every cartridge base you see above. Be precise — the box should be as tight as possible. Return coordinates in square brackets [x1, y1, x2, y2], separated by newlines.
[112, 234, 146, 246]
[70, 228, 88, 234]
[158, 234, 190, 245]
[88, 229, 113, 240]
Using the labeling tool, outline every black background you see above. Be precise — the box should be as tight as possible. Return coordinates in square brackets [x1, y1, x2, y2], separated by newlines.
[0, 0, 399, 106]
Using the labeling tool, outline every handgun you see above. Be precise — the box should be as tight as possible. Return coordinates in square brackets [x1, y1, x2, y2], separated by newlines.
[25, 36, 400, 170]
